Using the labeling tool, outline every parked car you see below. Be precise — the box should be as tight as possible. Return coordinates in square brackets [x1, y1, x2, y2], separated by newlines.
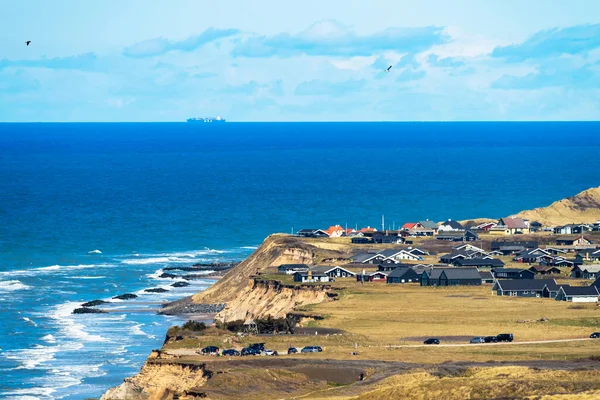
[484, 336, 498, 343]
[470, 337, 485, 344]
[221, 349, 240, 356]
[264, 349, 278, 356]
[423, 338, 440, 345]
[590, 332, 600, 338]
[496, 333, 514, 342]
[301, 346, 323, 353]
[201, 346, 220, 355]
[248, 343, 266, 352]
[241, 347, 261, 356]
[288, 347, 298, 354]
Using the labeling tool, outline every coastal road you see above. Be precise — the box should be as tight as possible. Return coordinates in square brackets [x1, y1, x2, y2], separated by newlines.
[389, 337, 595, 348]
[165, 337, 596, 359]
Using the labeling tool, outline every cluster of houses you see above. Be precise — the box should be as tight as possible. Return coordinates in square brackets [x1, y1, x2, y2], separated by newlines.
[273, 240, 600, 303]
[296, 219, 600, 243]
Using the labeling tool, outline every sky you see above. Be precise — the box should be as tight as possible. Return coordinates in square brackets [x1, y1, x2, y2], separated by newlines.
[1, 0, 600, 122]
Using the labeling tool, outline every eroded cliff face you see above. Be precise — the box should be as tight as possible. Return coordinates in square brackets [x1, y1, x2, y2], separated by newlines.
[215, 279, 331, 323]
[193, 234, 342, 304]
[101, 356, 209, 400]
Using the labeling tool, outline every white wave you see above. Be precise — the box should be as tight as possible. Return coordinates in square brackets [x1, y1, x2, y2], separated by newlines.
[0, 263, 110, 278]
[72, 275, 106, 279]
[0, 279, 31, 292]
[42, 334, 56, 343]
[87, 249, 102, 254]
[241, 246, 259, 250]
[147, 268, 165, 279]
[22, 317, 37, 327]
[50, 302, 109, 343]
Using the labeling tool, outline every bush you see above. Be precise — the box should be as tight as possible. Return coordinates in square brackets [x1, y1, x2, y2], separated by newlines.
[182, 320, 207, 331]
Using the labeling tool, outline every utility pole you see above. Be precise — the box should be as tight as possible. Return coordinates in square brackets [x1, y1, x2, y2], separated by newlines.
[382, 215, 385, 232]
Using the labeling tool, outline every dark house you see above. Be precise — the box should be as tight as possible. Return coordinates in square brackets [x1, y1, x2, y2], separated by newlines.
[310, 266, 356, 278]
[491, 241, 538, 255]
[386, 268, 420, 284]
[513, 249, 549, 263]
[297, 229, 329, 238]
[437, 230, 479, 242]
[555, 236, 593, 246]
[372, 233, 402, 244]
[421, 267, 482, 286]
[479, 271, 495, 284]
[351, 237, 373, 244]
[493, 279, 559, 298]
[576, 248, 600, 262]
[350, 252, 384, 264]
[378, 263, 415, 272]
[453, 258, 505, 268]
[356, 271, 388, 282]
[491, 268, 536, 280]
[529, 221, 543, 232]
[528, 265, 561, 275]
[570, 265, 600, 279]
[555, 285, 599, 302]
[277, 264, 310, 275]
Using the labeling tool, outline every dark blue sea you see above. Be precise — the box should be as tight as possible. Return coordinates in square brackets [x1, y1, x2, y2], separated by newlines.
[0, 122, 599, 399]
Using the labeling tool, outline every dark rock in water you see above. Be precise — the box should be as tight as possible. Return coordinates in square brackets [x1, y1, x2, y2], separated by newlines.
[159, 272, 180, 279]
[171, 281, 190, 288]
[145, 288, 169, 293]
[112, 293, 138, 300]
[163, 262, 238, 272]
[81, 299, 109, 307]
[73, 307, 107, 314]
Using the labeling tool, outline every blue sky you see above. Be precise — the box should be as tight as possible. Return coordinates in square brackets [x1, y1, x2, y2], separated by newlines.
[1, 0, 600, 121]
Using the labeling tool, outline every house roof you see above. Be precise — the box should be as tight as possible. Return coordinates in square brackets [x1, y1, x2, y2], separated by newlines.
[440, 219, 464, 230]
[350, 253, 380, 263]
[494, 279, 559, 291]
[387, 267, 419, 279]
[310, 266, 356, 275]
[402, 222, 417, 229]
[378, 249, 405, 258]
[559, 285, 599, 296]
[529, 265, 560, 272]
[492, 267, 533, 274]
[360, 227, 377, 233]
[294, 271, 328, 278]
[455, 258, 505, 267]
[582, 265, 600, 273]
[325, 225, 344, 235]
[499, 217, 528, 229]
[297, 229, 320, 233]
[418, 220, 438, 229]
[479, 271, 494, 280]
[278, 264, 310, 270]
[425, 267, 480, 280]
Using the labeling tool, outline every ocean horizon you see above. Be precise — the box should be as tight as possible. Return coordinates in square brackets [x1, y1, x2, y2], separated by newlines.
[1, 121, 599, 399]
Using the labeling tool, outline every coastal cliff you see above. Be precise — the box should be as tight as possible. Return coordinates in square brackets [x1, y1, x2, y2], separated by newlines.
[100, 353, 209, 400]
[214, 278, 331, 323]
[516, 186, 600, 226]
[192, 234, 344, 304]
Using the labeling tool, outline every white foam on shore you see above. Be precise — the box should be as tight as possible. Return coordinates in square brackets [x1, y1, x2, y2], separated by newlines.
[0, 263, 111, 278]
[0, 279, 31, 292]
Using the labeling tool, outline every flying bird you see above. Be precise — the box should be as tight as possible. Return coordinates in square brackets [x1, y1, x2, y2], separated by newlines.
[25, 41, 31, 46]
[386, 65, 392, 73]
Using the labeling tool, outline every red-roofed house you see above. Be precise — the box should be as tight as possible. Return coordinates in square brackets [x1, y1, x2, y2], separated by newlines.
[360, 226, 378, 234]
[402, 223, 417, 230]
[325, 225, 345, 238]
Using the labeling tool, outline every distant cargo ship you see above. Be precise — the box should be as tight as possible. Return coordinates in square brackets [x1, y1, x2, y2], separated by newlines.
[186, 116, 226, 123]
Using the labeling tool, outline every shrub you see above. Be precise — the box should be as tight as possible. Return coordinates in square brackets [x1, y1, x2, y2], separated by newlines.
[182, 320, 207, 331]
